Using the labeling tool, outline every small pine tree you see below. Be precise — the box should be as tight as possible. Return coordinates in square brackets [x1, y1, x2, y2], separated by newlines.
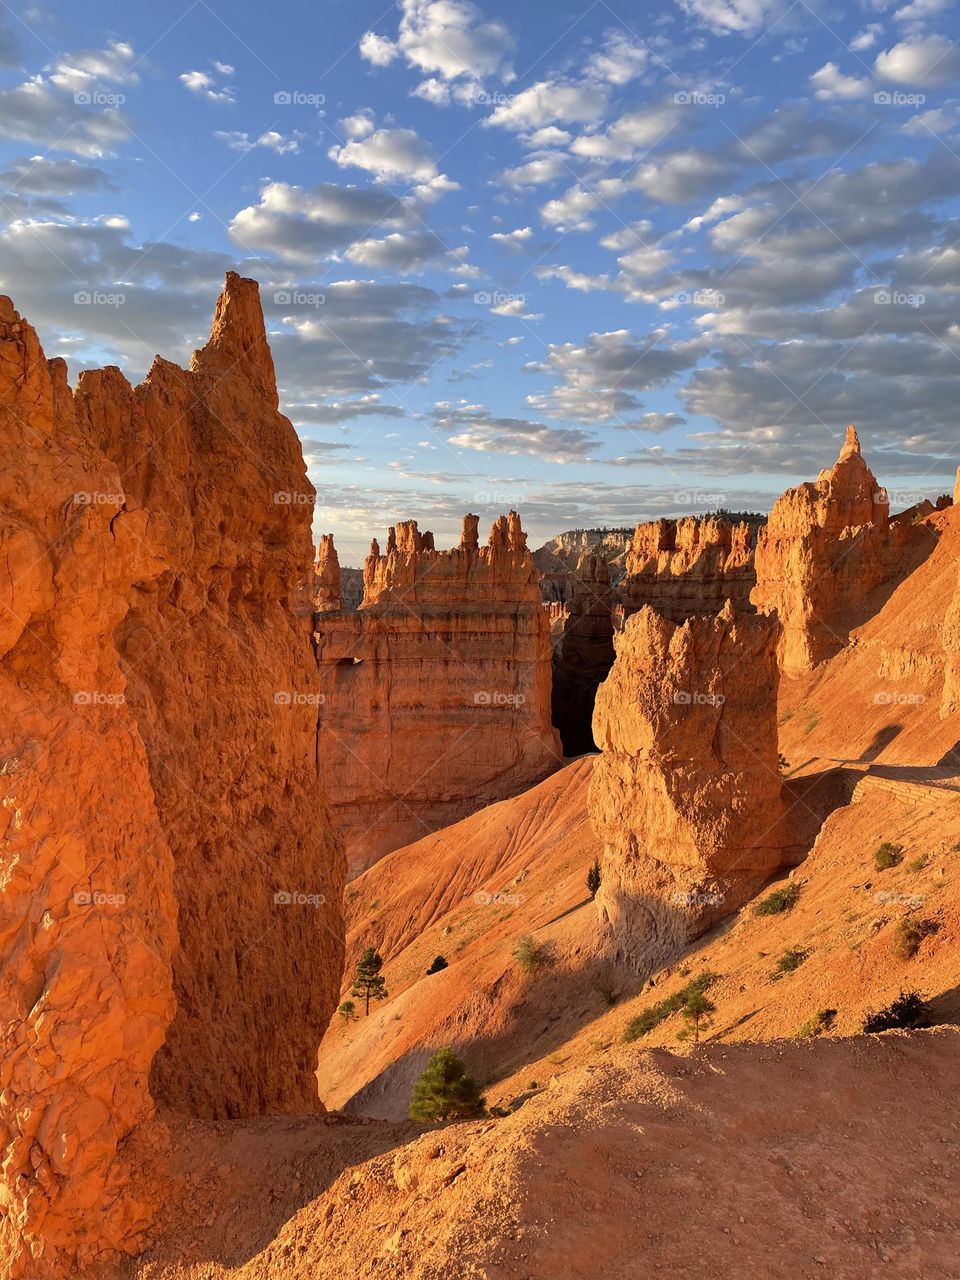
[587, 859, 602, 899]
[426, 954, 449, 975]
[409, 1047, 485, 1122]
[681, 990, 716, 1046]
[337, 1000, 357, 1023]
[351, 946, 388, 1016]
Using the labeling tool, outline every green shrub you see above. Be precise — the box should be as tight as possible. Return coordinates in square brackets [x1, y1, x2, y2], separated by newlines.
[863, 991, 928, 1033]
[774, 946, 808, 975]
[337, 1000, 357, 1023]
[513, 934, 546, 976]
[409, 1047, 485, 1122]
[586, 859, 601, 898]
[891, 917, 935, 961]
[874, 842, 903, 871]
[754, 883, 800, 916]
[907, 855, 930, 873]
[623, 972, 720, 1042]
[793, 1008, 836, 1039]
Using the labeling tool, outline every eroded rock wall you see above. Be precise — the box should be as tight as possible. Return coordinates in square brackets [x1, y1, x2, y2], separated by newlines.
[315, 514, 561, 875]
[550, 554, 615, 755]
[752, 426, 936, 676]
[0, 300, 177, 1276]
[590, 601, 786, 973]
[75, 273, 346, 1120]
[620, 516, 757, 622]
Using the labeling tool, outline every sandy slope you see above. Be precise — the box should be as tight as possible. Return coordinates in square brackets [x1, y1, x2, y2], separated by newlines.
[118, 1030, 960, 1280]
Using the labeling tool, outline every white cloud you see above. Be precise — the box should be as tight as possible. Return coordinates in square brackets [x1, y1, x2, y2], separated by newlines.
[875, 35, 960, 85]
[437, 405, 598, 462]
[48, 40, 139, 93]
[675, 0, 791, 36]
[329, 125, 445, 185]
[341, 109, 375, 139]
[570, 102, 683, 161]
[0, 77, 130, 157]
[902, 105, 960, 133]
[360, 0, 515, 88]
[0, 154, 112, 195]
[540, 179, 625, 229]
[229, 181, 414, 262]
[584, 32, 649, 85]
[180, 66, 236, 103]
[486, 80, 609, 131]
[345, 229, 449, 271]
[633, 148, 734, 203]
[498, 152, 567, 185]
[527, 126, 572, 147]
[851, 23, 884, 51]
[809, 61, 873, 100]
[214, 129, 302, 154]
[490, 226, 533, 249]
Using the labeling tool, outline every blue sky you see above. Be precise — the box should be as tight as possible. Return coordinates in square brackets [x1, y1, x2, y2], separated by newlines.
[1, 0, 959, 562]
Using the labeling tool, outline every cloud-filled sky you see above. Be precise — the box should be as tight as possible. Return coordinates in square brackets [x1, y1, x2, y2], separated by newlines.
[1, 0, 959, 561]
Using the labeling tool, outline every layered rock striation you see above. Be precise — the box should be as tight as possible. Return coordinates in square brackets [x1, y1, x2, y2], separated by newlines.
[619, 516, 757, 623]
[753, 426, 937, 676]
[315, 513, 562, 875]
[0, 276, 346, 1275]
[590, 602, 787, 972]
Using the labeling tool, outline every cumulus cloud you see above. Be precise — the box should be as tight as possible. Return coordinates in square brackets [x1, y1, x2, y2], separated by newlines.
[0, 72, 131, 157]
[584, 32, 650, 84]
[570, 101, 684, 161]
[328, 126, 457, 198]
[875, 35, 960, 85]
[809, 61, 873, 99]
[675, 0, 793, 36]
[487, 80, 610, 131]
[229, 181, 414, 263]
[435, 404, 599, 462]
[498, 153, 568, 185]
[345, 229, 450, 271]
[0, 154, 113, 195]
[359, 0, 515, 91]
[180, 64, 236, 103]
[489, 226, 533, 249]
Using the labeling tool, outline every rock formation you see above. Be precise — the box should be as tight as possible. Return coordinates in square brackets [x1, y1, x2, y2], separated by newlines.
[753, 426, 936, 676]
[590, 602, 786, 972]
[75, 273, 345, 1119]
[0, 276, 346, 1275]
[314, 514, 562, 874]
[619, 516, 757, 622]
[941, 567, 960, 718]
[0, 298, 178, 1275]
[549, 554, 615, 755]
[315, 534, 342, 611]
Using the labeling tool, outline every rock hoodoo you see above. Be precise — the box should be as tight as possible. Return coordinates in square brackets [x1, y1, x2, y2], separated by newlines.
[589, 602, 786, 972]
[620, 516, 757, 622]
[314, 513, 562, 874]
[752, 426, 936, 676]
[315, 534, 343, 612]
[0, 277, 346, 1275]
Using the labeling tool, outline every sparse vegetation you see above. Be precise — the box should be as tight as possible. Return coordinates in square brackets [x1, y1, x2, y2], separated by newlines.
[337, 1000, 357, 1023]
[907, 854, 930, 873]
[408, 1047, 485, 1122]
[677, 990, 716, 1046]
[513, 934, 546, 976]
[426, 955, 449, 975]
[863, 991, 929, 1033]
[874, 842, 904, 871]
[793, 1008, 837, 1038]
[778, 752, 790, 773]
[586, 859, 602, 899]
[351, 946, 388, 1015]
[891, 917, 936, 961]
[774, 946, 808, 975]
[622, 972, 720, 1042]
[754, 883, 800, 916]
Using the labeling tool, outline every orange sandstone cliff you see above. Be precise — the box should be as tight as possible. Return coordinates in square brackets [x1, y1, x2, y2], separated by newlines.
[0, 277, 346, 1276]
[589, 601, 787, 972]
[314, 513, 562, 875]
[549, 553, 615, 755]
[619, 516, 757, 622]
[752, 426, 937, 676]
